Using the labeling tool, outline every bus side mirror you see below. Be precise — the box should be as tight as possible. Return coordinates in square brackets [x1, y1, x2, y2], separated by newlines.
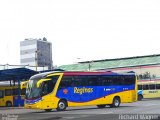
[21, 81, 28, 89]
[37, 78, 51, 88]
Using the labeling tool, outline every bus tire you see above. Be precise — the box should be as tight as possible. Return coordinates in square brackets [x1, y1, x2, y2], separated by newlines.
[56, 100, 67, 111]
[138, 94, 143, 101]
[110, 97, 120, 108]
[44, 109, 52, 112]
[97, 105, 106, 108]
[6, 101, 12, 107]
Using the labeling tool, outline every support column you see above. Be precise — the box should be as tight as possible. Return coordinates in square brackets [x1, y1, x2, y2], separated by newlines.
[17, 79, 21, 107]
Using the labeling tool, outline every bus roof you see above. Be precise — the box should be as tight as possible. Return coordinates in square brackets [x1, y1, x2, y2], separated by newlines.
[62, 71, 134, 76]
[30, 71, 135, 80]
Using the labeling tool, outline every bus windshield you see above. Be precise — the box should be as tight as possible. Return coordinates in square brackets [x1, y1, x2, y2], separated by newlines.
[25, 79, 40, 99]
[25, 75, 59, 99]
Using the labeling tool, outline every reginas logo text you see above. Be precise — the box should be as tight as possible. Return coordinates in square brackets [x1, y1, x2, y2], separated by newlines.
[74, 87, 93, 95]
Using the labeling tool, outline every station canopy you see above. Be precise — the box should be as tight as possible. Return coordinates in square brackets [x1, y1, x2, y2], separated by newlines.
[0, 68, 38, 81]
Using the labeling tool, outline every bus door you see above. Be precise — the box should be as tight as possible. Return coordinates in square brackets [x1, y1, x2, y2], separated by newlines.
[5, 88, 13, 107]
[40, 75, 60, 105]
[0, 90, 4, 106]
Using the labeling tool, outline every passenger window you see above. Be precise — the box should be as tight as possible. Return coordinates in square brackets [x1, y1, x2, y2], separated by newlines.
[42, 80, 54, 95]
[73, 76, 87, 86]
[149, 84, 155, 90]
[123, 75, 135, 85]
[87, 76, 99, 86]
[12, 88, 18, 95]
[58, 76, 73, 89]
[112, 75, 121, 85]
[101, 76, 113, 86]
[21, 88, 26, 95]
[143, 85, 149, 90]
[42, 75, 59, 95]
[156, 84, 160, 89]
[138, 85, 142, 90]
[5, 89, 12, 96]
[0, 90, 4, 98]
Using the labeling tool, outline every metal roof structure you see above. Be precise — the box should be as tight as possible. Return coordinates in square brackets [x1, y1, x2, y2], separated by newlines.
[59, 54, 160, 71]
[0, 68, 38, 81]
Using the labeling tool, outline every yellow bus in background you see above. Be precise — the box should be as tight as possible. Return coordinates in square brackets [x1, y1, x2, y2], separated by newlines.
[0, 86, 14, 107]
[0, 83, 26, 107]
[25, 71, 137, 112]
[138, 80, 160, 100]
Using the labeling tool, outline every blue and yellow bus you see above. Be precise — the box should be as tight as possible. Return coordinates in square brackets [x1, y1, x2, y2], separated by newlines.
[25, 71, 137, 111]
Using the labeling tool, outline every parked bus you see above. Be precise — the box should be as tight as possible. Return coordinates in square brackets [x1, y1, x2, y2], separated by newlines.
[25, 71, 137, 111]
[0, 83, 26, 107]
[138, 80, 160, 100]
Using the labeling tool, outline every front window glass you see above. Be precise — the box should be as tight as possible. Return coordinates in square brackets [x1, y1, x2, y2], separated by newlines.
[25, 79, 41, 99]
[5, 89, 12, 96]
[25, 75, 59, 99]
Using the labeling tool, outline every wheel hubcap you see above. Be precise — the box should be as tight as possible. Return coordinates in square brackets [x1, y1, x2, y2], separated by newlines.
[59, 102, 65, 109]
[115, 100, 119, 106]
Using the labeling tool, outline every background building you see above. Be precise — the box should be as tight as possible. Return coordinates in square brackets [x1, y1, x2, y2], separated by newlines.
[59, 54, 160, 81]
[20, 37, 52, 70]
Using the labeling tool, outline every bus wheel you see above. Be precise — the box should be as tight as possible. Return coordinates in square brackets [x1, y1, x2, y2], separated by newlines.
[56, 100, 67, 111]
[44, 109, 52, 112]
[97, 105, 106, 108]
[6, 101, 12, 107]
[110, 97, 120, 108]
[138, 95, 143, 101]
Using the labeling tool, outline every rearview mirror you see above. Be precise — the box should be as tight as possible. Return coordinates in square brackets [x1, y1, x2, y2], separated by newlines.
[37, 78, 51, 88]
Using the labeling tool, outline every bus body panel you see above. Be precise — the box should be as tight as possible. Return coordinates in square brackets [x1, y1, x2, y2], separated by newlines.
[25, 71, 137, 110]
[142, 90, 160, 98]
[0, 87, 13, 107]
[138, 80, 160, 99]
[0, 84, 26, 107]
[56, 86, 136, 103]
[25, 90, 136, 109]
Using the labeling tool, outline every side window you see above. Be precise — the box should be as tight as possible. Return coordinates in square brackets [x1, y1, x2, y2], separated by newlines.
[101, 76, 113, 86]
[143, 84, 149, 90]
[21, 88, 26, 95]
[50, 75, 59, 89]
[112, 75, 121, 85]
[149, 84, 155, 90]
[156, 84, 160, 89]
[58, 76, 73, 89]
[73, 76, 87, 86]
[87, 76, 100, 86]
[138, 85, 142, 90]
[42, 75, 59, 95]
[5, 89, 12, 96]
[123, 75, 135, 85]
[42, 80, 54, 95]
[12, 88, 18, 95]
[0, 90, 4, 98]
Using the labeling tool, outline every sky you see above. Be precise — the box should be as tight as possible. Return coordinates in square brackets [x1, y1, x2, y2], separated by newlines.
[0, 0, 160, 66]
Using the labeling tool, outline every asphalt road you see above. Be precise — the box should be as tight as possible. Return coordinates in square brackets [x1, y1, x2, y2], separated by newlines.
[0, 99, 160, 120]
